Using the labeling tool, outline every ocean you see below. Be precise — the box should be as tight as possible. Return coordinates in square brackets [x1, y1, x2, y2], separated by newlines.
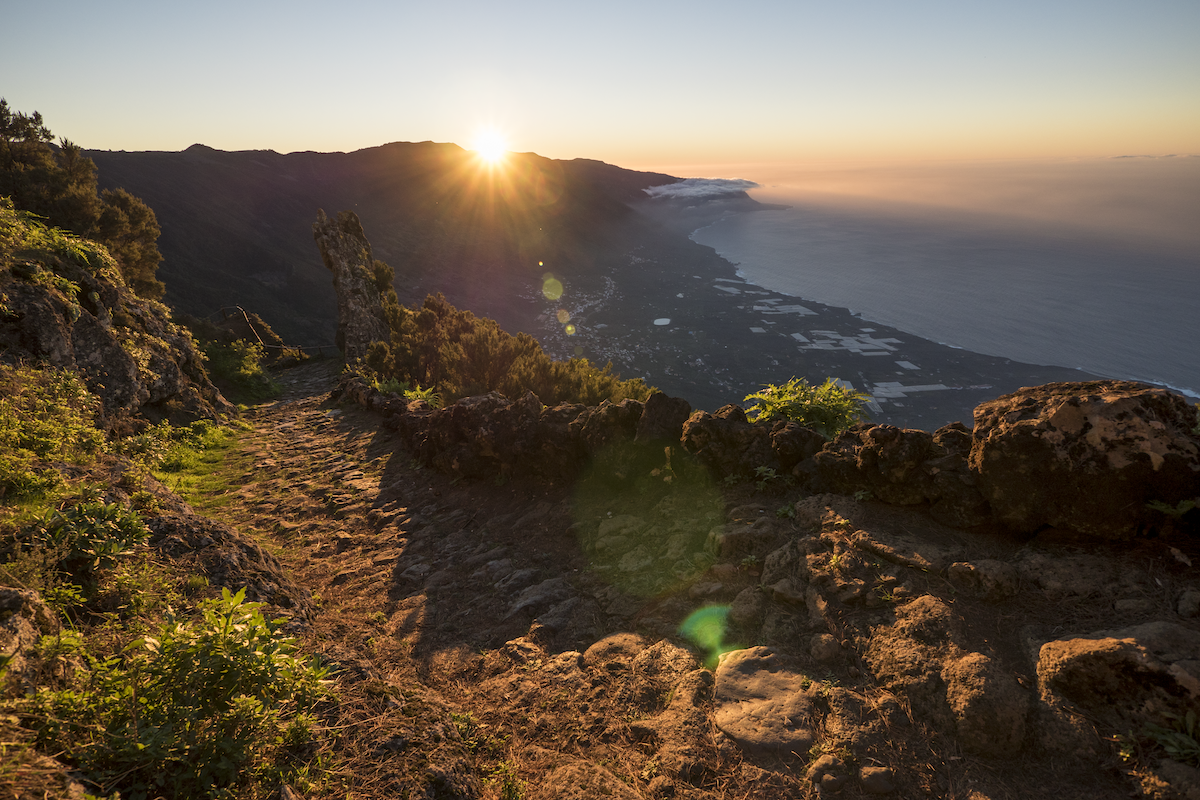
[688, 173, 1200, 398]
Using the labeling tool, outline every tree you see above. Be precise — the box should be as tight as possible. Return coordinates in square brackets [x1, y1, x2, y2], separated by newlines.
[0, 98, 164, 298]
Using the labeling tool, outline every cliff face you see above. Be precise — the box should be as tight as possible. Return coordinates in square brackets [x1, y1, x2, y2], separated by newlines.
[0, 201, 231, 428]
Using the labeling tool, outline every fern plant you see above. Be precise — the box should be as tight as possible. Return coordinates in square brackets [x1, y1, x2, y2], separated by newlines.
[744, 377, 868, 438]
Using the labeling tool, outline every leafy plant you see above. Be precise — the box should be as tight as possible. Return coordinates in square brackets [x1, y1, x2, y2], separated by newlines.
[33, 497, 148, 577]
[1147, 498, 1198, 519]
[203, 339, 280, 403]
[23, 588, 332, 798]
[364, 292, 652, 406]
[403, 383, 443, 408]
[0, 364, 103, 502]
[1144, 711, 1200, 767]
[754, 465, 779, 490]
[744, 376, 868, 438]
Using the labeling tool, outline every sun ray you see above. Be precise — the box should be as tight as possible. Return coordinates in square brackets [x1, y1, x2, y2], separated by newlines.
[470, 128, 508, 164]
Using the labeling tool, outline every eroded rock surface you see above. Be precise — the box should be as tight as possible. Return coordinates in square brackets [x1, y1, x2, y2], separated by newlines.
[1, 244, 231, 427]
[971, 380, 1200, 538]
[312, 209, 390, 361]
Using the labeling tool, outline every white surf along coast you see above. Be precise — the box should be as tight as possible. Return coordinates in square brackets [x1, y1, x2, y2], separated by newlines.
[657, 171, 1200, 399]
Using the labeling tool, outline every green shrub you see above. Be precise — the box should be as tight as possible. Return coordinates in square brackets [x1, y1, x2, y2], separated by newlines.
[33, 497, 148, 577]
[24, 588, 331, 799]
[364, 292, 651, 407]
[744, 377, 869, 438]
[0, 365, 103, 503]
[202, 340, 280, 404]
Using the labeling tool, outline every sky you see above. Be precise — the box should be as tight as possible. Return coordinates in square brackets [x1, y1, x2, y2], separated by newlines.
[3, 0, 1198, 176]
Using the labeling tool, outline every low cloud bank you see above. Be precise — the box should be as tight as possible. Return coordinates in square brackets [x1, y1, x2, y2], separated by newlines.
[644, 178, 761, 201]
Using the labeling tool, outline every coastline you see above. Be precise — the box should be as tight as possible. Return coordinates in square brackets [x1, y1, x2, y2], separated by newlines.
[689, 197, 1200, 400]
[519, 196, 1105, 431]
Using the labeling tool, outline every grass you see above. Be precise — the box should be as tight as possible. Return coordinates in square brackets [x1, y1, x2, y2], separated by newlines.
[146, 420, 251, 513]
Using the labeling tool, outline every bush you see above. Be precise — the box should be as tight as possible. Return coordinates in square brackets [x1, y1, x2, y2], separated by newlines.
[365, 292, 651, 406]
[33, 496, 148, 577]
[24, 588, 331, 799]
[202, 340, 280, 404]
[744, 377, 869, 438]
[0, 365, 103, 502]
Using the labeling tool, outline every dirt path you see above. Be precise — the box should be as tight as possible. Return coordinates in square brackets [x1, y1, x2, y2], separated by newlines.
[195, 360, 1179, 800]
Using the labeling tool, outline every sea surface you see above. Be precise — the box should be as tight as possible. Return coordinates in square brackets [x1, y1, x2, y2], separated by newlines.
[690, 188, 1200, 398]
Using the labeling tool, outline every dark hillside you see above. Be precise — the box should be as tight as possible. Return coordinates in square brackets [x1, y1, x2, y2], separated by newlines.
[88, 143, 679, 345]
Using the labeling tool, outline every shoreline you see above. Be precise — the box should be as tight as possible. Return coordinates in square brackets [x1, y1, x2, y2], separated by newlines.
[689, 198, 1200, 400]
[518, 198, 1108, 431]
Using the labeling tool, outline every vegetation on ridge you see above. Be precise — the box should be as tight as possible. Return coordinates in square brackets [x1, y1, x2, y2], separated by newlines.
[0, 99, 164, 299]
[744, 376, 869, 438]
[360, 260, 652, 406]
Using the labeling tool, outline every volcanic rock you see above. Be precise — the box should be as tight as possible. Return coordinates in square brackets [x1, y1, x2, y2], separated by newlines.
[312, 209, 390, 361]
[970, 380, 1200, 538]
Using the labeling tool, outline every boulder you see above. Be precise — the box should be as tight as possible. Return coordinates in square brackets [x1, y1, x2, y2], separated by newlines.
[636, 391, 692, 444]
[680, 405, 776, 479]
[1035, 622, 1200, 756]
[812, 424, 937, 505]
[1, 251, 231, 427]
[312, 209, 390, 361]
[942, 652, 1029, 758]
[970, 381, 1200, 538]
[713, 646, 816, 753]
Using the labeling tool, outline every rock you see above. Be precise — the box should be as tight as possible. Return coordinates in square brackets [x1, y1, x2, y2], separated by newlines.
[506, 577, 572, 619]
[311, 209, 390, 361]
[636, 391, 692, 444]
[769, 420, 826, 472]
[0, 243, 231, 427]
[810, 633, 841, 663]
[1155, 759, 1200, 800]
[941, 652, 1029, 758]
[807, 753, 844, 784]
[577, 398, 644, 454]
[1036, 622, 1200, 743]
[680, 405, 777, 479]
[0, 587, 60, 687]
[1179, 589, 1200, 618]
[812, 424, 937, 505]
[528, 762, 644, 799]
[148, 513, 311, 613]
[947, 560, 1019, 600]
[713, 646, 816, 753]
[728, 587, 765, 629]
[927, 422, 991, 527]
[862, 595, 963, 727]
[970, 380, 1200, 538]
[859, 766, 896, 794]
[1016, 551, 1114, 600]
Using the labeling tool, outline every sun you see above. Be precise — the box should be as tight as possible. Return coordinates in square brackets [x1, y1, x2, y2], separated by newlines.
[470, 128, 508, 164]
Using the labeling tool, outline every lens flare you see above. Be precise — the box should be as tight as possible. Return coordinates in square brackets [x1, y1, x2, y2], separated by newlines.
[543, 277, 563, 301]
[680, 605, 737, 667]
[565, 324, 576, 335]
[556, 309, 571, 324]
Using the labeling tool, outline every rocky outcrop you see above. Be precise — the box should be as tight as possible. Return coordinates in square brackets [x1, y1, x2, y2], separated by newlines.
[0, 588, 61, 690]
[148, 513, 313, 615]
[1, 232, 232, 428]
[341, 372, 1199, 541]
[312, 209, 390, 361]
[970, 381, 1200, 539]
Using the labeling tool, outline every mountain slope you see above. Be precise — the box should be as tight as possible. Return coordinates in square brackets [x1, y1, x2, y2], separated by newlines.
[88, 143, 680, 345]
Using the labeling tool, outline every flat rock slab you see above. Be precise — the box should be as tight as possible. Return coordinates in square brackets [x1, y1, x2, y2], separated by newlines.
[714, 646, 816, 753]
[527, 762, 645, 800]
